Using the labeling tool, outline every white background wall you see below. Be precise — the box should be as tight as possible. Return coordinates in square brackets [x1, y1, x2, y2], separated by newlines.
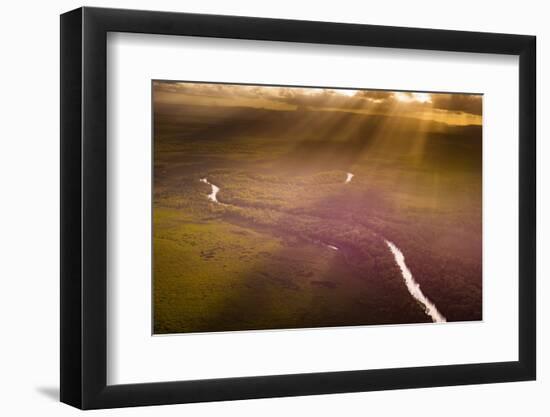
[0, 0, 545, 415]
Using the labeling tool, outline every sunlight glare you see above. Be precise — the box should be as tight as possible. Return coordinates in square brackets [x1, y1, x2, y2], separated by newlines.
[334, 89, 357, 97]
[394, 92, 432, 103]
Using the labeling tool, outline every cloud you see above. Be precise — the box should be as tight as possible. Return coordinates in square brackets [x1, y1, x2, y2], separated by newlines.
[430, 93, 482, 116]
[153, 81, 482, 120]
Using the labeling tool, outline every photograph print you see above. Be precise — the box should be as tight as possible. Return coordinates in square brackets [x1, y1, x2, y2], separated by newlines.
[152, 81, 482, 335]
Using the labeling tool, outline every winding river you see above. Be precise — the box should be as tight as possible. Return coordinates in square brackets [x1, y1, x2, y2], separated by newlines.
[199, 171, 445, 323]
[385, 240, 446, 323]
[199, 178, 221, 203]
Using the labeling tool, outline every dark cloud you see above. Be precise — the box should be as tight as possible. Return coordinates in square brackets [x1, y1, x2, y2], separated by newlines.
[430, 94, 482, 116]
[153, 81, 482, 118]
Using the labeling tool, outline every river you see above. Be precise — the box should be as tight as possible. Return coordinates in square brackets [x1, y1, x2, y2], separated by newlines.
[385, 240, 446, 323]
[199, 178, 221, 203]
[199, 172, 445, 323]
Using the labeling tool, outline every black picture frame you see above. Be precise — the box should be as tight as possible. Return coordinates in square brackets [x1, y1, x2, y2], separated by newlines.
[60, 6, 536, 410]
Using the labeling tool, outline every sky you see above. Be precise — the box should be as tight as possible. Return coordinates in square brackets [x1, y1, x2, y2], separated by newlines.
[153, 81, 482, 127]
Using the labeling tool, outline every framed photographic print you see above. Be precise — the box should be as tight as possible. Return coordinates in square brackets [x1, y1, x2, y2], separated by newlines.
[60, 7, 536, 409]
